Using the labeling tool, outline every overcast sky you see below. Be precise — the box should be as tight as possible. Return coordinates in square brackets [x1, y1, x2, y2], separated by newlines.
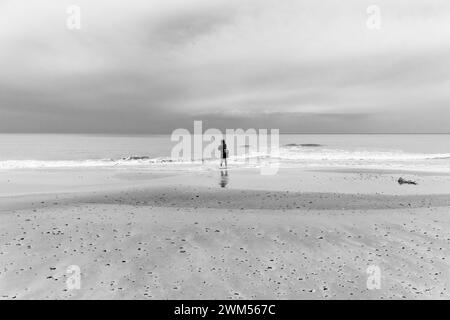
[0, 0, 449, 133]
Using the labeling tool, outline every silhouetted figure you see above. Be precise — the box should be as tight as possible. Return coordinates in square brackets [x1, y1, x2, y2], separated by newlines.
[219, 139, 228, 168]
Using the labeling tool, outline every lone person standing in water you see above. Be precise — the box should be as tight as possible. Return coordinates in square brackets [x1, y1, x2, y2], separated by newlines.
[219, 139, 228, 168]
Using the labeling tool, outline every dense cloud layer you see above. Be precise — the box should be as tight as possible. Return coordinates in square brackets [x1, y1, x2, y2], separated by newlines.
[0, 0, 449, 133]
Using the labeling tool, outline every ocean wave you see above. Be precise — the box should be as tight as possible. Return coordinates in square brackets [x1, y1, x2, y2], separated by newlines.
[1, 149, 450, 170]
[0, 156, 178, 169]
[275, 148, 450, 161]
[284, 143, 323, 147]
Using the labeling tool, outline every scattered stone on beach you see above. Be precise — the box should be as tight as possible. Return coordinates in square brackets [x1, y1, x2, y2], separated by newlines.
[398, 177, 418, 185]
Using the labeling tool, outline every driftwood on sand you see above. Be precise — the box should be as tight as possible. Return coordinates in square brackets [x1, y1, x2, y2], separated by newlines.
[398, 177, 418, 185]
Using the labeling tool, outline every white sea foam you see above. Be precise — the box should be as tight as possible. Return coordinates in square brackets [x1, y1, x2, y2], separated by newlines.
[1, 147, 450, 171]
[276, 147, 450, 161]
[0, 157, 177, 170]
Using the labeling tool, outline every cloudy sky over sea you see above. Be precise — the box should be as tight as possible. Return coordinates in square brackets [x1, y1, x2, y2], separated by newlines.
[1, 0, 449, 133]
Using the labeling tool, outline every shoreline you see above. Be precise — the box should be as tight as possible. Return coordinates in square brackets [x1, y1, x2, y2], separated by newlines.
[2, 166, 450, 212]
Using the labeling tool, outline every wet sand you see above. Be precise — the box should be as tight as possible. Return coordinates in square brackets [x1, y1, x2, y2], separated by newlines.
[1, 168, 450, 299]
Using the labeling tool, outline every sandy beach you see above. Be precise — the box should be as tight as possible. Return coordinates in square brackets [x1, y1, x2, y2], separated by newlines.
[1, 167, 450, 299]
[3, 0, 450, 304]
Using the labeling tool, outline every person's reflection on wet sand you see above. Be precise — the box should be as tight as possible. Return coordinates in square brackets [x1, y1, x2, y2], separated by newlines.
[219, 170, 229, 188]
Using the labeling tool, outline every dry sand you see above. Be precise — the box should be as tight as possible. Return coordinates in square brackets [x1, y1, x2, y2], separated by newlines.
[1, 167, 450, 299]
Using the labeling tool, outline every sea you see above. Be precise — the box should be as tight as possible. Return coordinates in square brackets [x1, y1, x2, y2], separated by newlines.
[0, 134, 449, 172]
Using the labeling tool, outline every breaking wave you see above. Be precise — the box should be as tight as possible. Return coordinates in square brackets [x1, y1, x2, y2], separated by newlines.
[1, 148, 450, 170]
[276, 147, 450, 161]
[0, 156, 178, 170]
